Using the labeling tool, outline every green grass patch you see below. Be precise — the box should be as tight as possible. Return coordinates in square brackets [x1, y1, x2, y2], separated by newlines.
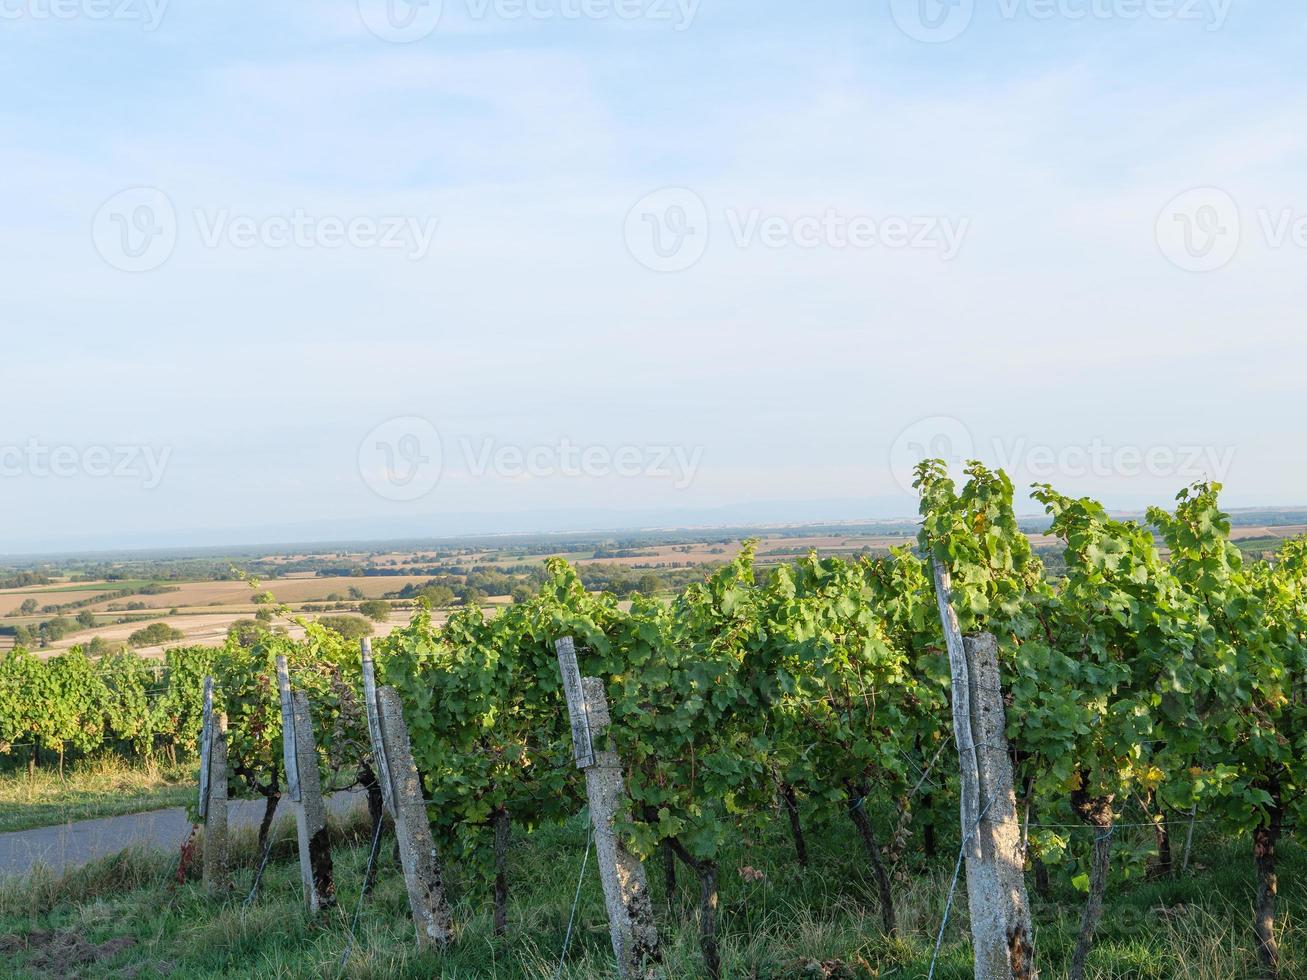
[0, 807, 1301, 978]
[3, 581, 157, 595]
[0, 756, 196, 833]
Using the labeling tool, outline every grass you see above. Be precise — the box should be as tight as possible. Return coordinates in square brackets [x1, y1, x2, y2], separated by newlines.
[0, 804, 1301, 978]
[0, 755, 197, 833]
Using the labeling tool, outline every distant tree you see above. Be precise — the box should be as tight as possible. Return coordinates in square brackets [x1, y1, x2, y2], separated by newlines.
[636, 573, 663, 596]
[227, 619, 262, 648]
[40, 617, 77, 645]
[359, 599, 391, 622]
[418, 585, 456, 608]
[19, 598, 38, 616]
[511, 585, 533, 604]
[460, 586, 487, 607]
[317, 615, 374, 640]
[127, 622, 185, 648]
[76, 610, 97, 629]
[347, 586, 366, 600]
[86, 636, 126, 658]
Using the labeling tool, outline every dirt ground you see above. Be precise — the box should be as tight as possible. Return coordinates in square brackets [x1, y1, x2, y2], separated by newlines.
[0, 930, 138, 976]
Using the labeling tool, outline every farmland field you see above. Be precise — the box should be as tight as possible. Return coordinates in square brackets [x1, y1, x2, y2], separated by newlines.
[3, 514, 1306, 660]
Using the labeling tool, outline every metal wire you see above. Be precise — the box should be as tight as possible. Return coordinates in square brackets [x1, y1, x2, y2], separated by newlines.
[554, 815, 594, 980]
[927, 793, 997, 980]
[337, 814, 386, 977]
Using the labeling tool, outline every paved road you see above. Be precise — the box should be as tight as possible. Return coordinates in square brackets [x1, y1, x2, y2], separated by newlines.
[0, 792, 367, 880]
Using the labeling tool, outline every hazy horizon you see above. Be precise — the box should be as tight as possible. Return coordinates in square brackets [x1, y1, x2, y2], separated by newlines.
[6, 491, 1307, 559]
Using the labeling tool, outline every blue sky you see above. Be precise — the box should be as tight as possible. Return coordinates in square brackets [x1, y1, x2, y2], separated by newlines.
[2, 1, 1305, 551]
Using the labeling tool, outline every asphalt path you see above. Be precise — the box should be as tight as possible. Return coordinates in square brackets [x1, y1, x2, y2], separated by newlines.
[0, 792, 366, 879]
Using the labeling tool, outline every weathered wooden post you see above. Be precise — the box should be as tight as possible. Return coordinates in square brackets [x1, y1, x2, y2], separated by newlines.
[555, 637, 662, 979]
[199, 676, 230, 894]
[276, 655, 335, 912]
[359, 638, 453, 947]
[931, 560, 1035, 979]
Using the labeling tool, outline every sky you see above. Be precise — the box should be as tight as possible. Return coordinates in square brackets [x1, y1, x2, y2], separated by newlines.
[2, 1, 1305, 552]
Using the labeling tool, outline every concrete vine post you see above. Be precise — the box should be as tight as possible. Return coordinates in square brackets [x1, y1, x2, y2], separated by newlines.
[275, 655, 335, 912]
[932, 560, 1036, 980]
[359, 638, 454, 948]
[198, 676, 230, 894]
[555, 637, 662, 980]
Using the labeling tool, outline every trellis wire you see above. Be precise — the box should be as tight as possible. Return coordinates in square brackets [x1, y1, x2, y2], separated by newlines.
[337, 813, 386, 977]
[927, 793, 997, 980]
[554, 813, 594, 980]
[243, 833, 277, 908]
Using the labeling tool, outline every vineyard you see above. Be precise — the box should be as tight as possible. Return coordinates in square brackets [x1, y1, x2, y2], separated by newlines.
[1, 463, 1304, 979]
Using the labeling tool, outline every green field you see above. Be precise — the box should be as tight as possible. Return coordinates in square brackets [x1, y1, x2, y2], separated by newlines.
[4, 581, 157, 595]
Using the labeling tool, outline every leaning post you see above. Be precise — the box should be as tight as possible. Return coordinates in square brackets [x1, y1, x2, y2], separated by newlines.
[555, 637, 662, 979]
[276, 655, 335, 911]
[931, 559, 1035, 979]
[359, 638, 453, 948]
[199, 676, 230, 894]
